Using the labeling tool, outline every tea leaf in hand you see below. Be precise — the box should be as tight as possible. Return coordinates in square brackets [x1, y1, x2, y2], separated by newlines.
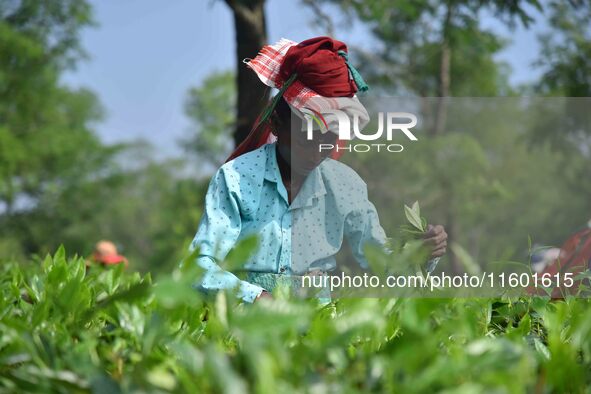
[404, 201, 425, 232]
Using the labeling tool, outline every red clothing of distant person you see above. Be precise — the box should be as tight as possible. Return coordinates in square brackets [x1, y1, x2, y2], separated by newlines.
[91, 240, 129, 268]
[529, 228, 591, 298]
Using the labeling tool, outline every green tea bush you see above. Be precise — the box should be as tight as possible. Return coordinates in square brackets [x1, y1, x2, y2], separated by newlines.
[1, 245, 591, 393]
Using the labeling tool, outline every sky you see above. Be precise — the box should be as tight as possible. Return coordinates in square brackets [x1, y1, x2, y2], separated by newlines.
[62, 0, 548, 157]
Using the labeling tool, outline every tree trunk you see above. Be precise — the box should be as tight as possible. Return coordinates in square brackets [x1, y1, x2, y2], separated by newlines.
[224, 0, 269, 148]
[446, 205, 462, 275]
[432, 2, 452, 136]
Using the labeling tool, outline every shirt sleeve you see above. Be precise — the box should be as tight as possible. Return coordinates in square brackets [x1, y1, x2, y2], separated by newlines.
[424, 257, 440, 274]
[190, 167, 265, 303]
[344, 197, 390, 270]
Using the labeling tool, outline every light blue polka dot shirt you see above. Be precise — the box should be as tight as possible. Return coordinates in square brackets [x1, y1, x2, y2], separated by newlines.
[190, 141, 423, 303]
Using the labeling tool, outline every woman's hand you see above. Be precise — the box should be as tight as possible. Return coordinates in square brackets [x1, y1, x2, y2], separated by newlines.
[422, 224, 448, 258]
[255, 290, 273, 302]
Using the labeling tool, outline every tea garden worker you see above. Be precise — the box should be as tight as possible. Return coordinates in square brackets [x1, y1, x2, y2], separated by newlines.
[189, 37, 448, 304]
[88, 240, 129, 268]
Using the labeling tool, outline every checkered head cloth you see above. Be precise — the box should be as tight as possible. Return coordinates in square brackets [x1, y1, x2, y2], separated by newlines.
[226, 36, 370, 162]
[244, 37, 369, 122]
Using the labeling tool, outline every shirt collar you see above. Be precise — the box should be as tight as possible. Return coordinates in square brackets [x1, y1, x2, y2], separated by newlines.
[264, 142, 281, 183]
[264, 142, 327, 210]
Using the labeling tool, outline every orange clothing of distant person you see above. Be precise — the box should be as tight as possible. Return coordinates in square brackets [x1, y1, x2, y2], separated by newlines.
[91, 240, 129, 268]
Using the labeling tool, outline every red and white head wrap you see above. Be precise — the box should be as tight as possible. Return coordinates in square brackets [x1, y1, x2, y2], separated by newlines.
[226, 36, 370, 162]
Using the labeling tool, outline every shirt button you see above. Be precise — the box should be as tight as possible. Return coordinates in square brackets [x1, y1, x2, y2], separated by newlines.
[279, 267, 286, 273]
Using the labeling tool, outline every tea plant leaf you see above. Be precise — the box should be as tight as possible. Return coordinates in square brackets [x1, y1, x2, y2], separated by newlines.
[2, 200, 591, 393]
[404, 202, 425, 232]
